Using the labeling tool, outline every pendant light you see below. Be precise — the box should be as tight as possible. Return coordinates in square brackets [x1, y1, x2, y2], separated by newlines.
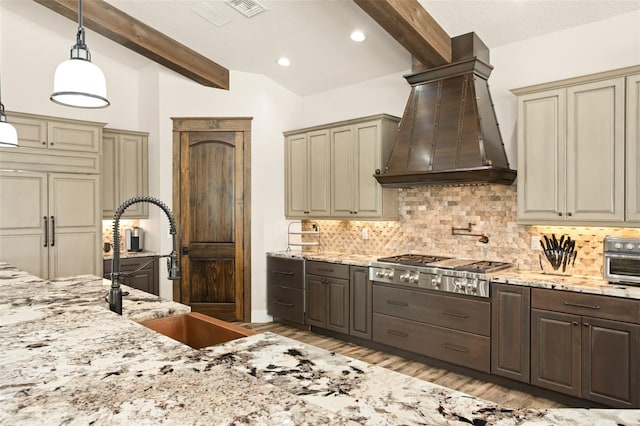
[51, 0, 109, 108]
[0, 73, 18, 148]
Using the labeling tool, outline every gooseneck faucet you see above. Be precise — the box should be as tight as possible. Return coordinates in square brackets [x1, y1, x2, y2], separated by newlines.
[108, 196, 181, 315]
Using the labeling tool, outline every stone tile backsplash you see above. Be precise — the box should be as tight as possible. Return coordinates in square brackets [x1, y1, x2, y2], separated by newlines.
[303, 184, 640, 278]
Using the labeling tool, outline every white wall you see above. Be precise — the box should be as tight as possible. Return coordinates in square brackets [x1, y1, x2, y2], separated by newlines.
[301, 71, 411, 127]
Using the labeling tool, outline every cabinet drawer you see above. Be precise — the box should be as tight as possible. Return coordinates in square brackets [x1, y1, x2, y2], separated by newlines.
[373, 313, 490, 373]
[372, 284, 490, 336]
[306, 260, 349, 279]
[267, 256, 304, 289]
[532, 288, 640, 324]
[268, 285, 304, 324]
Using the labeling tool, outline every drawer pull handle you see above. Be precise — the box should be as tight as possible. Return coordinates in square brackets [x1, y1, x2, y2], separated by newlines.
[274, 300, 294, 307]
[563, 301, 600, 310]
[317, 268, 334, 273]
[386, 300, 409, 307]
[444, 311, 469, 319]
[274, 270, 294, 276]
[443, 343, 469, 353]
[386, 329, 408, 338]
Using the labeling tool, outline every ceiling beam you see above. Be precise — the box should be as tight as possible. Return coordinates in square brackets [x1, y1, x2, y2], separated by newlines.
[354, 0, 451, 68]
[33, 0, 229, 90]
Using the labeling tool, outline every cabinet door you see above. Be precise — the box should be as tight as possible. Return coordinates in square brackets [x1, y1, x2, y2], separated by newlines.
[118, 133, 148, 217]
[352, 120, 383, 218]
[48, 173, 101, 278]
[627, 73, 640, 223]
[330, 125, 354, 216]
[305, 274, 327, 327]
[582, 317, 639, 408]
[285, 134, 308, 217]
[491, 283, 530, 383]
[326, 277, 349, 334]
[307, 130, 331, 217]
[531, 309, 581, 397]
[101, 131, 119, 216]
[47, 120, 101, 153]
[350, 266, 372, 339]
[517, 89, 566, 221]
[0, 171, 48, 277]
[566, 78, 625, 222]
[5, 114, 47, 149]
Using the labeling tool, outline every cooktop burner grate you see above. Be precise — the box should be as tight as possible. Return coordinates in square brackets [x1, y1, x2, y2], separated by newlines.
[377, 253, 452, 266]
[455, 260, 512, 273]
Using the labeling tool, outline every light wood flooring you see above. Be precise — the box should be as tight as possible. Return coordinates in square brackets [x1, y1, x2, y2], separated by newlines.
[245, 322, 566, 409]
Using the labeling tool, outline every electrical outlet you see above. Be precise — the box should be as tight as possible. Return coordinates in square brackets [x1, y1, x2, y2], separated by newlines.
[362, 228, 369, 240]
[531, 236, 541, 250]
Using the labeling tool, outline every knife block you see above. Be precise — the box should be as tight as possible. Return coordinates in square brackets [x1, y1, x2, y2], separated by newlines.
[539, 253, 574, 276]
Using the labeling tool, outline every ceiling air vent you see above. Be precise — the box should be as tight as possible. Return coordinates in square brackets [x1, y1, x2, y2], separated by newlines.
[225, 0, 268, 18]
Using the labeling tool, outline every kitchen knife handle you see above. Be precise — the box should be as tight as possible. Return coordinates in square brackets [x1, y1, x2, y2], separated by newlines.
[50, 216, 55, 247]
[43, 216, 48, 247]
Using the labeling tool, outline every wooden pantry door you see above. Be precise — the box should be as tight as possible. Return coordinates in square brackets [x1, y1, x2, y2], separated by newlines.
[172, 117, 252, 322]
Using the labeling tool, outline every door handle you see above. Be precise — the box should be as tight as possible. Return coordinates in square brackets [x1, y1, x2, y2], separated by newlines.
[50, 216, 55, 246]
[181, 246, 189, 255]
[43, 216, 48, 247]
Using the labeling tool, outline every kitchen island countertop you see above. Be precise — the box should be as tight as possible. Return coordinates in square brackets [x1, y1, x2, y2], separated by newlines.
[1, 262, 639, 425]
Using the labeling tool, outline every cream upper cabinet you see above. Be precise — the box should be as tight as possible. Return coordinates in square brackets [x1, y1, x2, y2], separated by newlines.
[627, 73, 640, 223]
[102, 129, 149, 219]
[515, 75, 626, 224]
[285, 130, 331, 218]
[7, 111, 102, 153]
[285, 114, 399, 220]
[0, 171, 101, 278]
[331, 118, 398, 219]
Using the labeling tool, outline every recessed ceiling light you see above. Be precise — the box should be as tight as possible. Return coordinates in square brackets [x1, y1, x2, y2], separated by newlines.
[277, 57, 291, 67]
[350, 31, 366, 42]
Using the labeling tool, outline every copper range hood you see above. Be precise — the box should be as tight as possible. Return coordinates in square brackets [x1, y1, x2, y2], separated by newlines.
[374, 33, 516, 187]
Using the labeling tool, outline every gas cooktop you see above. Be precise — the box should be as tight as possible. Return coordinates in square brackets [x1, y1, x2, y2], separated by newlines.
[375, 253, 511, 273]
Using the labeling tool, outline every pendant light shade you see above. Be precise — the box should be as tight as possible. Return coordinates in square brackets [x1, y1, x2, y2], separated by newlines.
[50, 0, 109, 109]
[0, 113, 18, 148]
[0, 75, 18, 148]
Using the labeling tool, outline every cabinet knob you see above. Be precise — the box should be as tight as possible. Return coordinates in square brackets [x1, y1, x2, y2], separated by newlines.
[567, 212, 573, 217]
[584, 322, 590, 327]
[42, 141, 46, 145]
[572, 321, 579, 326]
[558, 212, 563, 216]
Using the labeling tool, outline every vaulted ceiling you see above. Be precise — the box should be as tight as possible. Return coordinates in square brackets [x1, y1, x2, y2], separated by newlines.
[23, 0, 640, 95]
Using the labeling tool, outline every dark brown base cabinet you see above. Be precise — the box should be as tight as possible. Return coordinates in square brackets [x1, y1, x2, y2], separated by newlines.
[491, 283, 531, 383]
[266, 256, 304, 325]
[350, 266, 372, 340]
[103, 256, 158, 295]
[531, 288, 640, 408]
[372, 283, 491, 373]
[305, 261, 349, 334]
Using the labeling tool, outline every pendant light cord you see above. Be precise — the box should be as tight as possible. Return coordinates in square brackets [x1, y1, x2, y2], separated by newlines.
[76, 0, 86, 48]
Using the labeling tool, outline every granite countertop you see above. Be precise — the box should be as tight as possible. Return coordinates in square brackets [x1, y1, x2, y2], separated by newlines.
[103, 249, 160, 261]
[2, 262, 638, 425]
[268, 251, 640, 300]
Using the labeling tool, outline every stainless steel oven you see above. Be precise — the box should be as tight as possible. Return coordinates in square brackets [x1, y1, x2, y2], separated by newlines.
[603, 236, 640, 285]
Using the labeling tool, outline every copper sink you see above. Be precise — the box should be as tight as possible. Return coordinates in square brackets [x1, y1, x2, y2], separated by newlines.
[141, 312, 256, 349]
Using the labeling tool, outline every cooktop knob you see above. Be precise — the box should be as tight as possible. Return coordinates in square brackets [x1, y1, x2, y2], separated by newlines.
[399, 273, 410, 282]
[627, 243, 635, 250]
[375, 270, 384, 278]
[614, 243, 623, 249]
[408, 274, 418, 284]
[384, 271, 393, 279]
